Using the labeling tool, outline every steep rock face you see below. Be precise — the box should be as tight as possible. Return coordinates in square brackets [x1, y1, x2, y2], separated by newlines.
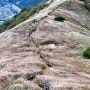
[0, 0, 90, 90]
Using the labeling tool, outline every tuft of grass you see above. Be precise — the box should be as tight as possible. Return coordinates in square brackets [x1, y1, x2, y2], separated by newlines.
[36, 63, 46, 70]
[40, 40, 58, 45]
[83, 47, 90, 59]
[13, 75, 20, 80]
[24, 85, 29, 90]
[54, 15, 65, 22]
[36, 79, 50, 88]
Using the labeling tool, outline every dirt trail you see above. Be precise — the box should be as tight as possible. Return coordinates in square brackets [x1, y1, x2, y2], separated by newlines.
[28, 21, 50, 83]
[30, 36, 50, 75]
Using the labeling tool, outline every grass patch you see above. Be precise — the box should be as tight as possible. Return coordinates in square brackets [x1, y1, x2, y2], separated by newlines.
[36, 79, 50, 88]
[13, 75, 20, 80]
[24, 85, 29, 90]
[36, 63, 46, 70]
[54, 15, 65, 22]
[83, 47, 90, 59]
[60, 1, 70, 8]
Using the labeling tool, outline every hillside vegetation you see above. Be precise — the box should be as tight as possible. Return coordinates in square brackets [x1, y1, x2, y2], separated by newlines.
[81, 0, 90, 10]
[0, 3, 49, 33]
[0, 0, 90, 90]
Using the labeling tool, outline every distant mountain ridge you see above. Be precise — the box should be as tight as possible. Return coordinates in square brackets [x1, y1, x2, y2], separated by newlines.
[0, 0, 48, 24]
[7, 0, 49, 8]
[0, 1, 21, 24]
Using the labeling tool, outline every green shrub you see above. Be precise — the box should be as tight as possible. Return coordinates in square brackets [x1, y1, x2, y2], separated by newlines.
[80, 0, 86, 2]
[83, 47, 90, 58]
[16, 18, 24, 25]
[54, 15, 65, 22]
[24, 13, 31, 19]
[13, 75, 20, 80]
[80, 0, 90, 3]
[23, 85, 29, 90]
[80, 0, 90, 10]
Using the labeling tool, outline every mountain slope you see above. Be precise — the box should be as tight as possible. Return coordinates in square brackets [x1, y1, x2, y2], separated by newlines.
[0, 1, 21, 24]
[0, 0, 48, 24]
[0, 0, 90, 90]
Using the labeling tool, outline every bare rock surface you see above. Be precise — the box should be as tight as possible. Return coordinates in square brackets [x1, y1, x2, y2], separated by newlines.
[0, 0, 90, 90]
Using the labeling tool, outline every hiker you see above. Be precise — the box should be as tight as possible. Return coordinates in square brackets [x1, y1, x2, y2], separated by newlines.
[45, 85, 50, 90]
[40, 53, 43, 59]
[32, 28, 36, 32]
[29, 30, 33, 36]
[29, 27, 37, 36]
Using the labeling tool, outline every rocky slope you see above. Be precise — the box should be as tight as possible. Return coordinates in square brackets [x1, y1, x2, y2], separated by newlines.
[0, 0, 90, 90]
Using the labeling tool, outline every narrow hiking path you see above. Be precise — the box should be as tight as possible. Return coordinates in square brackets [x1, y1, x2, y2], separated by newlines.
[30, 36, 50, 75]
[27, 0, 70, 85]
[28, 20, 50, 83]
